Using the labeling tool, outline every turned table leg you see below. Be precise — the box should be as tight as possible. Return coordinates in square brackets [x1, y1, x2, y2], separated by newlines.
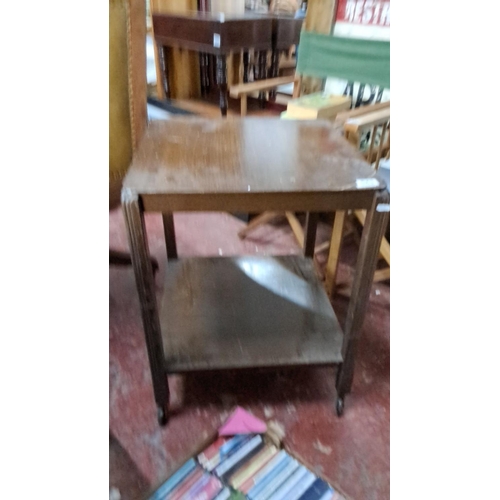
[216, 55, 228, 117]
[269, 49, 280, 102]
[200, 52, 210, 96]
[258, 51, 267, 107]
[243, 51, 250, 83]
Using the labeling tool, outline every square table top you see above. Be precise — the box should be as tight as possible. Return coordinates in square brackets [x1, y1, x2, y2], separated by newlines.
[124, 118, 385, 198]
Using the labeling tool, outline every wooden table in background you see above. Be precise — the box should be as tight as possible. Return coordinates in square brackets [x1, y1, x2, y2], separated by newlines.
[122, 118, 389, 425]
[152, 12, 303, 115]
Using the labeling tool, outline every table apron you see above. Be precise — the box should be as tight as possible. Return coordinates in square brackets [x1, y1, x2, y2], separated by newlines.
[155, 36, 272, 55]
[141, 191, 378, 213]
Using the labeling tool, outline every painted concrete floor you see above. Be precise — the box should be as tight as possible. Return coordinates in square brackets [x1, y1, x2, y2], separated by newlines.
[109, 207, 390, 499]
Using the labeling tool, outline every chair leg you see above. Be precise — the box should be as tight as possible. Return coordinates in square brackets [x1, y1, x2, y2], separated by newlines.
[303, 212, 324, 279]
[313, 216, 358, 256]
[285, 212, 305, 247]
[324, 211, 346, 298]
[238, 211, 280, 239]
[379, 237, 390, 266]
[355, 209, 390, 265]
[314, 240, 331, 255]
[373, 268, 390, 282]
[240, 95, 247, 116]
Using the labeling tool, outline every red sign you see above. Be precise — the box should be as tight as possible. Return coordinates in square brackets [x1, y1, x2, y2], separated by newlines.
[336, 0, 390, 27]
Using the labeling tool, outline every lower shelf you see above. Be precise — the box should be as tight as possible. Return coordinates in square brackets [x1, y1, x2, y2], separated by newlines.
[159, 255, 344, 372]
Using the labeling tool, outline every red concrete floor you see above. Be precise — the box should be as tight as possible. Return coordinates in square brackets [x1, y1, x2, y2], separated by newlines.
[109, 208, 390, 500]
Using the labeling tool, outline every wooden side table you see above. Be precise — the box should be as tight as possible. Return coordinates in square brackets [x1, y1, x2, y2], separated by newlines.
[122, 118, 389, 425]
[153, 12, 274, 116]
[152, 12, 303, 115]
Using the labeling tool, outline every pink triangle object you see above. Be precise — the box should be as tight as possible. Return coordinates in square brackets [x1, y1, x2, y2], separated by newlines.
[218, 407, 267, 436]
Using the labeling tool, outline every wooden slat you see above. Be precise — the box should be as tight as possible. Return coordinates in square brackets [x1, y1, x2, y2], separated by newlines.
[314, 240, 330, 254]
[229, 75, 298, 98]
[343, 107, 390, 133]
[285, 212, 305, 247]
[373, 268, 390, 282]
[334, 101, 390, 124]
[279, 58, 297, 70]
[238, 211, 280, 239]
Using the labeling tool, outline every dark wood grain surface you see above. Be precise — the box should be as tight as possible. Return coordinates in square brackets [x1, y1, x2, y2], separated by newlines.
[124, 118, 385, 196]
[159, 256, 344, 372]
[153, 12, 274, 54]
[271, 15, 303, 49]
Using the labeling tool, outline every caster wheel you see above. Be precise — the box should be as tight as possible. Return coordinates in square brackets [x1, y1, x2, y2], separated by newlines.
[336, 398, 344, 417]
[157, 406, 168, 426]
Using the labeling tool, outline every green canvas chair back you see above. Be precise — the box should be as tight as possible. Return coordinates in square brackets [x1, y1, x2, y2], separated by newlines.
[296, 31, 390, 107]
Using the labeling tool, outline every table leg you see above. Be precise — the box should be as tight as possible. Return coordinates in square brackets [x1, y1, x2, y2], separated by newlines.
[162, 213, 178, 260]
[303, 212, 319, 258]
[335, 191, 390, 416]
[200, 52, 210, 96]
[210, 54, 217, 88]
[324, 211, 346, 297]
[156, 44, 170, 99]
[257, 50, 267, 107]
[243, 51, 250, 83]
[216, 55, 228, 117]
[269, 49, 280, 102]
[122, 189, 170, 426]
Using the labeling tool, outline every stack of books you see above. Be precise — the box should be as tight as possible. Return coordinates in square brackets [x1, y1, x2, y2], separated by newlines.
[281, 93, 352, 120]
[149, 459, 224, 500]
[148, 433, 345, 500]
